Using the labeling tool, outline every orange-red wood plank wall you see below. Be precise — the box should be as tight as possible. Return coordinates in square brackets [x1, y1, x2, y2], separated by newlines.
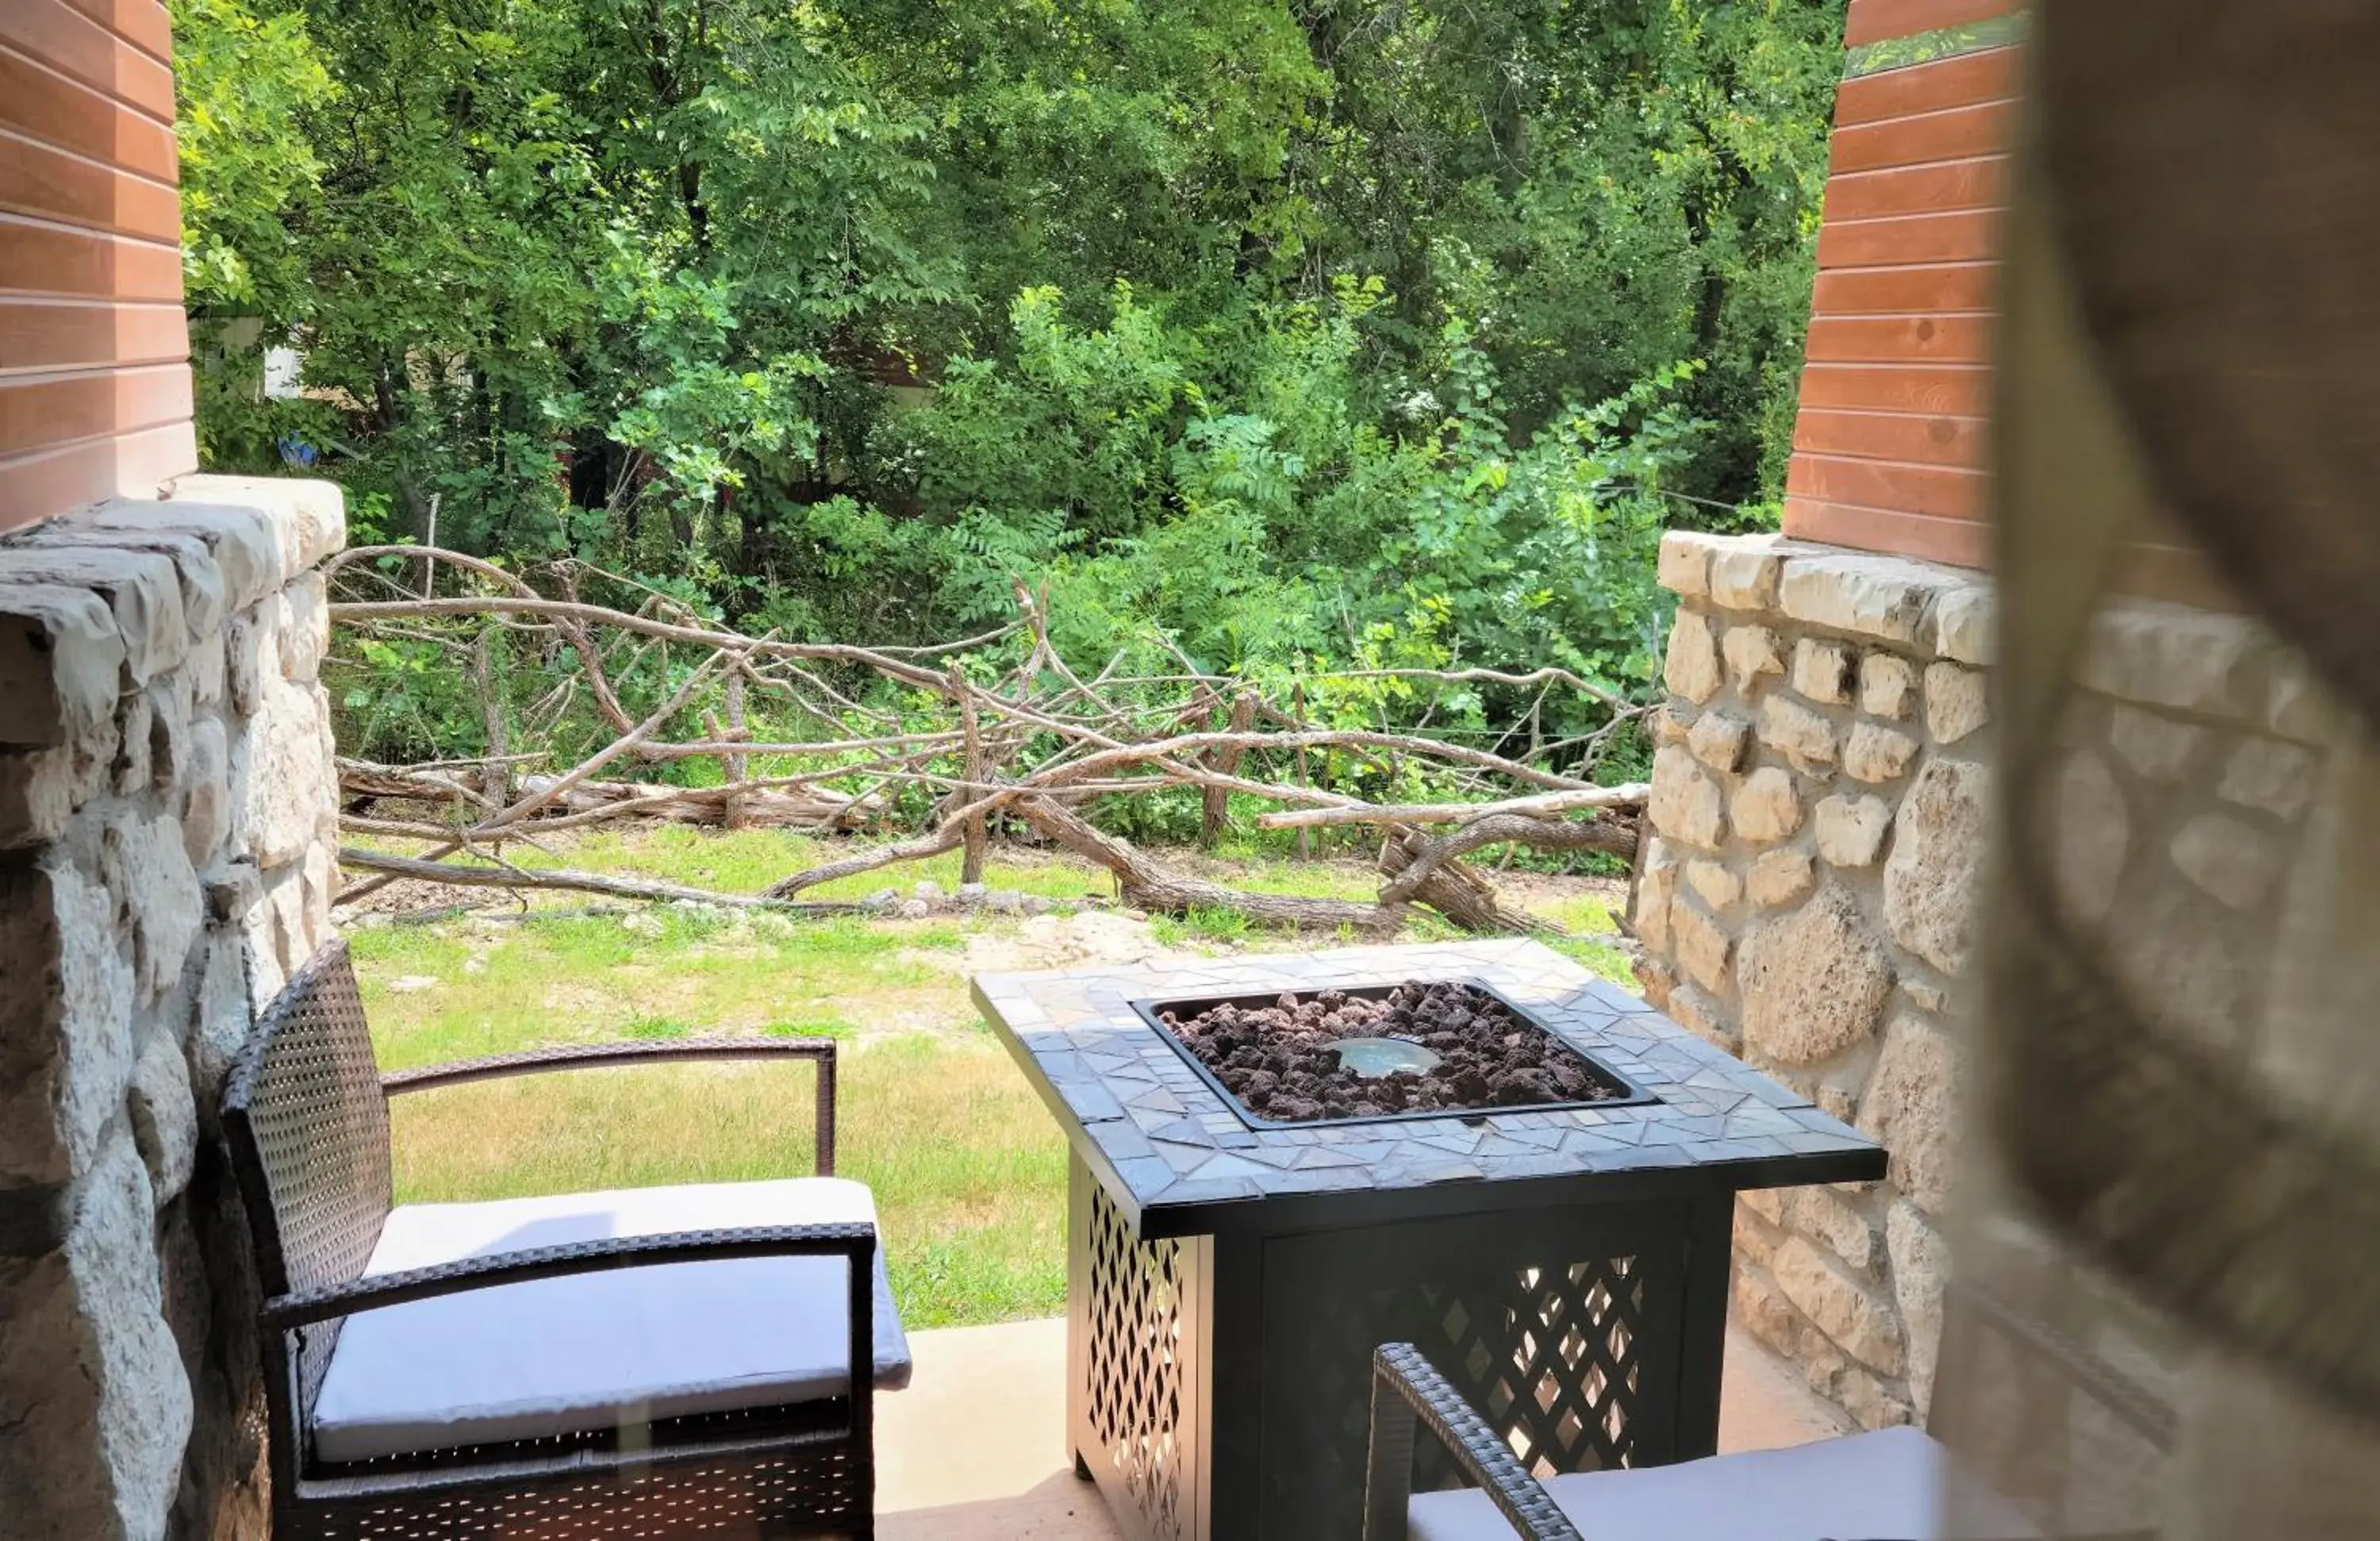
[1781, 0, 2024, 570]
[0, 0, 196, 534]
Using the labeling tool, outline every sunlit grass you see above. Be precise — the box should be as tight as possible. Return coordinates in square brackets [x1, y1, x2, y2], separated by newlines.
[474, 824, 1114, 905]
[354, 905, 1066, 1328]
[1193, 854, 1381, 902]
[1148, 904, 1258, 949]
[352, 909, 972, 1066]
[380, 1039, 1067, 1327]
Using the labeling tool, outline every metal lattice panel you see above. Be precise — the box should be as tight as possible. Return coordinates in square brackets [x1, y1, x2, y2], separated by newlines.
[1276, 1248, 1656, 1529]
[1084, 1184, 1188, 1541]
[1422, 1257, 1647, 1478]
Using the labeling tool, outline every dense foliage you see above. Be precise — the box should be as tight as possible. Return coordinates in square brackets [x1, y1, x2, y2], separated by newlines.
[177, 0, 1843, 769]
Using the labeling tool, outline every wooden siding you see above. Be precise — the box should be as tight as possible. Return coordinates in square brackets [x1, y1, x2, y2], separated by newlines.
[1842, 0, 2025, 50]
[1783, 0, 2021, 571]
[0, 0, 192, 535]
[1787, 1, 2223, 611]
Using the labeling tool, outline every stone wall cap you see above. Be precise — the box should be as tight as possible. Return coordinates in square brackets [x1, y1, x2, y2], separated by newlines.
[1665, 532, 2002, 660]
[1656, 531, 1715, 598]
[163, 475, 347, 578]
[13, 521, 229, 646]
[83, 498, 286, 612]
[0, 481, 347, 751]
[1656, 532, 1803, 594]
[1772, 546, 1993, 655]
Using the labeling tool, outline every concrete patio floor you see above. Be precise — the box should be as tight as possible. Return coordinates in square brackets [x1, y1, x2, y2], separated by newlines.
[875, 1316, 1852, 1539]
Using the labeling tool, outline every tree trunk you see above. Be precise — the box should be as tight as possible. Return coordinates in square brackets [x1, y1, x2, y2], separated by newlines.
[1376, 829, 1549, 934]
[1201, 691, 1258, 846]
[953, 664, 987, 885]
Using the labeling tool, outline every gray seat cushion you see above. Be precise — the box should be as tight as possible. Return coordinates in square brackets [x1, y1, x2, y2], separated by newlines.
[311, 1177, 910, 1464]
[1407, 1426, 2040, 1541]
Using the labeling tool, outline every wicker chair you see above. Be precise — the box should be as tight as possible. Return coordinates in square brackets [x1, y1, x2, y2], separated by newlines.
[222, 940, 907, 1540]
[1362, 1285, 2176, 1541]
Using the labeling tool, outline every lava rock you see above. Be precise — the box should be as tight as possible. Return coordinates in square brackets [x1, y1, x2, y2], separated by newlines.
[1163, 980, 1625, 1125]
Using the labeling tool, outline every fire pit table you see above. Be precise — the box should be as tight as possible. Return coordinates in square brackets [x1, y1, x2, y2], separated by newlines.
[973, 939, 1887, 1541]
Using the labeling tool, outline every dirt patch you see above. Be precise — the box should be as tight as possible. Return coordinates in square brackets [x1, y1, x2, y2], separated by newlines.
[942, 911, 1173, 976]
[1499, 868, 1630, 920]
[1157, 981, 1630, 1123]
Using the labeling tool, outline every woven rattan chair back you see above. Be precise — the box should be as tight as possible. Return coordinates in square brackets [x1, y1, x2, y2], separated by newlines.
[222, 940, 393, 1413]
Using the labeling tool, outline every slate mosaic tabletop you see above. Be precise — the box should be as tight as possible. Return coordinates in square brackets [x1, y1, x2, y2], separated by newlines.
[973, 938, 1884, 1239]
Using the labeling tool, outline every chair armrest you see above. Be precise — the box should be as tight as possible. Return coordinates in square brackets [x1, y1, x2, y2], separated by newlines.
[1952, 1282, 2177, 1454]
[1365, 1343, 1583, 1541]
[1361, 1343, 1580, 1541]
[382, 1036, 840, 1175]
[259, 1220, 876, 1329]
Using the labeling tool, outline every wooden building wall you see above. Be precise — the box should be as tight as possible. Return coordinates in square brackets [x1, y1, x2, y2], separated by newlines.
[0, 0, 196, 536]
[1781, 0, 2025, 571]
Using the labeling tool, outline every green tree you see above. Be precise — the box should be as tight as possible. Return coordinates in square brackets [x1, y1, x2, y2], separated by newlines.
[175, 0, 1845, 755]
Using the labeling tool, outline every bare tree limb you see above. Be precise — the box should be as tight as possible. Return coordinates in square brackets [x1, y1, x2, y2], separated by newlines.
[762, 825, 965, 900]
[337, 647, 737, 905]
[1373, 831, 1552, 934]
[1015, 797, 1393, 933]
[1257, 782, 1650, 829]
[330, 594, 951, 690]
[1377, 813, 1638, 908]
[338, 848, 873, 912]
[328, 553, 1656, 934]
[1202, 690, 1257, 846]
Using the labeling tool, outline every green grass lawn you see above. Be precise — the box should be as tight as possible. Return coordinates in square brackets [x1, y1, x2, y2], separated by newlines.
[493, 823, 1116, 905]
[348, 829, 1635, 1329]
[354, 905, 1069, 1328]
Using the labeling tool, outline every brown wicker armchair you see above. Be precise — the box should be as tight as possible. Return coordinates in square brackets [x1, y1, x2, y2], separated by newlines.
[223, 940, 907, 1540]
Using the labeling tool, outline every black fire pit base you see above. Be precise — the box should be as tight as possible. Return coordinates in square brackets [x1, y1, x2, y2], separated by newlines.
[976, 942, 1886, 1541]
[1066, 1155, 1733, 1541]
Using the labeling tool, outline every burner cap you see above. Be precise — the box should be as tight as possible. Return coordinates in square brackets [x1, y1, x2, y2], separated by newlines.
[1331, 1036, 1442, 1079]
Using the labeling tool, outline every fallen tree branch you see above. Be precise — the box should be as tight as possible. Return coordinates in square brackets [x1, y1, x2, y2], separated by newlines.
[336, 847, 874, 913]
[1378, 813, 1638, 908]
[328, 549, 1657, 932]
[509, 773, 870, 830]
[1015, 797, 1395, 933]
[762, 824, 966, 899]
[330, 594, 951, 691]
[1375, 832, 1550, 934]
[336, 642, 740, 905]
[1257, 782, 1649, 830]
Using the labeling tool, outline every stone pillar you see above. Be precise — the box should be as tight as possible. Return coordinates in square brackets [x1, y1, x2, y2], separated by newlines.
[0, 475, 344, 1540]
[1639, 529, 2335, 1432]
[1639, 530, 1992, 1430]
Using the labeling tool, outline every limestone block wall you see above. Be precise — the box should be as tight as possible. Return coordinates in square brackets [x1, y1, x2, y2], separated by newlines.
[1637, 530, 1990, 1431]
[1637, 528, 2339, 1432]
[0, 476, 344, 1539]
